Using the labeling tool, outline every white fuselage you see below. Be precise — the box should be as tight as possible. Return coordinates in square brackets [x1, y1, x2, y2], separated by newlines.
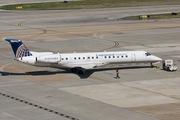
[4, 38, 162, 74]
[18, 51, 162, 69]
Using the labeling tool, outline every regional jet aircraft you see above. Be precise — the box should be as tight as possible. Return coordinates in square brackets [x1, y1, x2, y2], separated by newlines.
[4, 38, 162, 74]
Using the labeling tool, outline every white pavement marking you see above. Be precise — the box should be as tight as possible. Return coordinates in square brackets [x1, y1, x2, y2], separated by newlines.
[0, 54, 12, 58]
[93, 33, 109, 39]
[3, 112, 23, 120]
[100, 33, 109, 39]
[93, 33, 97, 38]
[0, 63, 11, 71]
[0, 83, 35, 87]
[172, 55, 180, 58]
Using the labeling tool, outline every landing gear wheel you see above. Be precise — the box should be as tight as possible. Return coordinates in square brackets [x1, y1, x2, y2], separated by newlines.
[71, 68, 86, 74]
[78, 69, 86, 75]
[71, 68, 77, 73]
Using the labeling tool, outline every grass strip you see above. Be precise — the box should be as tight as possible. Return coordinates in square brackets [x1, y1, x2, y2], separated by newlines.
[1, 0, 180, 10]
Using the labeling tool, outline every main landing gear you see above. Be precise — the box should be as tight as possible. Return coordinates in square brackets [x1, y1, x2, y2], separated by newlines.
[71, 68, 86, 75]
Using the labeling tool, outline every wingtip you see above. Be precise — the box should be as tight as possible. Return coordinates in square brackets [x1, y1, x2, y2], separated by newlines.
[2, 38, 6, 40]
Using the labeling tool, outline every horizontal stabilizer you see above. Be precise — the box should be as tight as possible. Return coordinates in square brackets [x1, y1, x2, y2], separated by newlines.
[5, 39, 21, 43]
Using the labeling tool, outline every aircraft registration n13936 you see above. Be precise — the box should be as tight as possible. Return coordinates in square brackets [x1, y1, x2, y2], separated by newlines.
[4, 38, 162, 74]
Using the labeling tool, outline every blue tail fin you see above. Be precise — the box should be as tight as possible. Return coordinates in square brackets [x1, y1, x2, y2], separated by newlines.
[5, 39, 32, 58]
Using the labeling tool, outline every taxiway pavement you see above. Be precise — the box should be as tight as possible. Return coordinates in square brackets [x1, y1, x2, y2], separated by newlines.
[0, 2, 180, 120]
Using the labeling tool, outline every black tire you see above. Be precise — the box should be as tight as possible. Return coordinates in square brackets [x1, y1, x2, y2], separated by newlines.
[163, 63, 165, 70]
[78, 69, 86, 75]
[71, 68, 77, 73]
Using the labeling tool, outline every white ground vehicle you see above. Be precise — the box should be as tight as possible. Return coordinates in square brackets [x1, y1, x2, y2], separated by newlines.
[162, 59, 177, 71]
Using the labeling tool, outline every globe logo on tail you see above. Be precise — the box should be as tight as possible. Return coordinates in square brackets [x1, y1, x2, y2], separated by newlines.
[16, 44, 32, 58]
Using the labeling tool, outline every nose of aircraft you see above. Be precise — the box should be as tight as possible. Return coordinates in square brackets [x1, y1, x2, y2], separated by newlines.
[152, 55, 162, 61]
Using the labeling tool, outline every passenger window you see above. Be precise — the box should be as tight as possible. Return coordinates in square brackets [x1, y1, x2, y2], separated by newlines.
[117, 56, 119, 58]
[126, 55, 128, 57]
[66, 58, 68, 60]
[74, 57, 76, 60]
[88, 57, 90, 59]
[79, 57, 80, 59]
[113, 56, 115, 58]
[96, 56, 98, 59]
[83, 57, 85, 59]
[92, 57, 94, 59]
[109, 56, 111, 58]
[105, 56, 107, 58]
[62, 58, 64, 60]
[121, 56, 123, 58]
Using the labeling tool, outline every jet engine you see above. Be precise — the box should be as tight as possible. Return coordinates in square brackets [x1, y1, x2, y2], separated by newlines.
[36, 54, 61, 63]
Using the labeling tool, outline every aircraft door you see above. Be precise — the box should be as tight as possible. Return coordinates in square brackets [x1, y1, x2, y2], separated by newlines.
[59, 55, 61, 62]
[131, 53, 136, 61]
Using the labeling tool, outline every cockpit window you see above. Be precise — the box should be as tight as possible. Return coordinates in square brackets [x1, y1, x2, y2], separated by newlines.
[145, 52, 151, 56]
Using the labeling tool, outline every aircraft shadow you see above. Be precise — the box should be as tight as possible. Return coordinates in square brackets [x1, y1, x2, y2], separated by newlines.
[0, 66, 150, 79]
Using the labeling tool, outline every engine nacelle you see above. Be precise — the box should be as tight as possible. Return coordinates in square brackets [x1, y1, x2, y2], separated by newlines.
[36, 54, 61, 63]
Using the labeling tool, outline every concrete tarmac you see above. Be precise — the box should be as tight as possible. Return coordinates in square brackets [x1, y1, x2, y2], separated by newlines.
[0, 0, 79, 6]
[0, 2, 180, 120]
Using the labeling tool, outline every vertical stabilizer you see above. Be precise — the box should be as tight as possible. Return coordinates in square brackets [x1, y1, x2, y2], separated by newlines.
[5, 39, 32, 58]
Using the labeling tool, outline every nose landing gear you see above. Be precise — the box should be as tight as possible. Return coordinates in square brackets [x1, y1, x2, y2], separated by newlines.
[150, 63, 153, 68]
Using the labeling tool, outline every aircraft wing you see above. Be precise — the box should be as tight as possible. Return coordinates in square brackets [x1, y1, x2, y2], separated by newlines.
[61, 62, 108, 69]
